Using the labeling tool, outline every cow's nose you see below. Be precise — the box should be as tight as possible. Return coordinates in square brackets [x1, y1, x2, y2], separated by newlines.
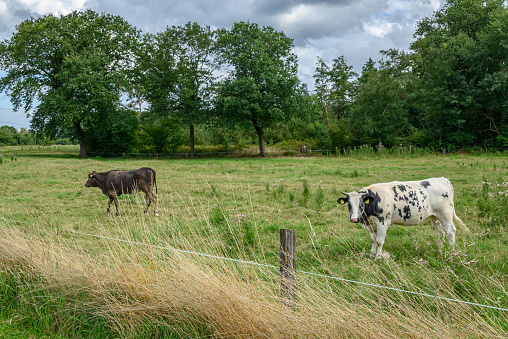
[351, 218, 359, 223]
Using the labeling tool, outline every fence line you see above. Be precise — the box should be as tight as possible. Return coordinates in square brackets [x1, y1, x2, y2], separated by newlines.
[85, 146, 507, 159]
[69, 230, 508, 313]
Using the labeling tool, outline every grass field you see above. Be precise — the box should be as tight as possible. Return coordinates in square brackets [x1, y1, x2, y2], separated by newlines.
[0, 145, 507, 338]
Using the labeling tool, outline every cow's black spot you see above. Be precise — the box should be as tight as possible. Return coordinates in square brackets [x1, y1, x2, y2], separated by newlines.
[398, 184, 407, 192]
[442, 192, 449, 198]
[421, 180, 431, 188]
[361, 189, 384, 224]
[392, 186, 399, 199]
[403, 205, 411, 221]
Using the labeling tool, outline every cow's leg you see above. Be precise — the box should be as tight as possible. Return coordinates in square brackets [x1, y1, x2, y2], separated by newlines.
[144, 192, 151, 214]
[439, 215, 456, 246]
[106, 196, 114, 214]
[152, 193, 158, 216]
[369, 232, 377, 257]
[431, 216, 444, 249]
[374, 223, 388, 260]
[113, 196, 120, 216]
[144, 191, 159, 216]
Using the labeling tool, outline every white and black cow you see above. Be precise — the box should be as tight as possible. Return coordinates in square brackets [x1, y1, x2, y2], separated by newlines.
[338, 177, 467, 259]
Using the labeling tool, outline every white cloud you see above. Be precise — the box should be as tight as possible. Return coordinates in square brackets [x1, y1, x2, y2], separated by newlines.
[364, 20, 400, 38]
[16, 0, 86, 15]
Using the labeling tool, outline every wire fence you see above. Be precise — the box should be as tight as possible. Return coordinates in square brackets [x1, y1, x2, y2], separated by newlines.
[68, 229, 508, 313]
[1, 216, 507, 313]
[85, 146, 508, 159]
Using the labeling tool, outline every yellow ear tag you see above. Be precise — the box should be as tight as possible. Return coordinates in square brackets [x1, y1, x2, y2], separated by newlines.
[89, 174, 93, 178]
[365, 198, 370, 204]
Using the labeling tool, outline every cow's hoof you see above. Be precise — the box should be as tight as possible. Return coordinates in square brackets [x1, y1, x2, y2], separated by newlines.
[375, 252, 393, 260]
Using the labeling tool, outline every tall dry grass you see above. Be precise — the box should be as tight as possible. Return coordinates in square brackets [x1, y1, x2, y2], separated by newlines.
[1, 213, 506, 338]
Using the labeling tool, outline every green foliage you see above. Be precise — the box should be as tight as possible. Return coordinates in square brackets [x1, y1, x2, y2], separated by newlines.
[0, 125, 18, 145]
[349, 50, 414, 147]
[138, 23, 217, 153]
[136, 118, 185, 154]
[215, 21, 305, 156]
[1, 2, 507, 156]
[271, 179, 285, 198]
[410, 0, 507, 148]
[85, 109, 139, 155]
[0, 10, 141, 157]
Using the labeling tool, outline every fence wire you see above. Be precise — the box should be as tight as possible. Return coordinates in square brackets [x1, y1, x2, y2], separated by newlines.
[68, 230, 508, 313]
[1, 216, 506, 312]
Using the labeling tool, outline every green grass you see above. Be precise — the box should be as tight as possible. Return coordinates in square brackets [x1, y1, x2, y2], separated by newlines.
[0, 145, 507, 337]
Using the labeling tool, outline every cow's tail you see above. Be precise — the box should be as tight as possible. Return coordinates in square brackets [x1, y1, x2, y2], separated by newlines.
[151, 169, 157, 195]
[454, 212, 470, 232]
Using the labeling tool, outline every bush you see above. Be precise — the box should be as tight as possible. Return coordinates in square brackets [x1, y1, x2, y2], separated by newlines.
[86, 108, 139, 155]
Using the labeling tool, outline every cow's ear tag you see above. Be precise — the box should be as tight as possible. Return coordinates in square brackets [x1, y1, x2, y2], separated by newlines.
[89, 174, 93, 178]
[364, 198, 370, 204]
[338, 198, 346, 205]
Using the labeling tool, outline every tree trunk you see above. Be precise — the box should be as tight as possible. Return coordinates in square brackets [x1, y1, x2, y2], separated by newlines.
[78, 138, 88, 158]
[74, 121, 88, 158]
[252, 119, 266, 157]
[190, 124, 195, 155]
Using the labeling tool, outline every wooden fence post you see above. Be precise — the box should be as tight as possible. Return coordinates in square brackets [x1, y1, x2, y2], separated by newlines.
[280, 229, 297, 311]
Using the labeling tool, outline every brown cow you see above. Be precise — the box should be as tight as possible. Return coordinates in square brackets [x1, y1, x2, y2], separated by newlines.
[85, 167, 158, 216]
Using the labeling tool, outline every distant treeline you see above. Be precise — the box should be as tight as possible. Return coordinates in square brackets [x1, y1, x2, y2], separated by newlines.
[0, 126, 73, 146]
[0, 0, 507, 157]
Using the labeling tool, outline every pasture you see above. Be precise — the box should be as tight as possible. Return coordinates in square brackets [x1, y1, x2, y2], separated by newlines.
[0, 145, 507, 338]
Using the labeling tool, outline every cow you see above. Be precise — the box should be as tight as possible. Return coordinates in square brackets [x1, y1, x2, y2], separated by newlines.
[337, 177, 467, 259]
[85, 167, 158, 216]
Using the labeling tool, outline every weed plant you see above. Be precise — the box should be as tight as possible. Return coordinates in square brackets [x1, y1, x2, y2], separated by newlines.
[301, 178, 310, 206]
[476, 175, 508, 228]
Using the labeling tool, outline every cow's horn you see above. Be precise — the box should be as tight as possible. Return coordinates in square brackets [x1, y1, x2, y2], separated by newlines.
[342, 191, 348, 195]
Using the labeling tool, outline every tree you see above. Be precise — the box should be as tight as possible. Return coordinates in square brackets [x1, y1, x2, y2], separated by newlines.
[0, 10, 141, 157]
[313, 56, 357, 148]
[0, 125, 18, 145]
[410, 0, 507, 148]
[349, 50, 414, 147]
[314, 56, 358, 119]
[138, 23, 217, 154]
[215, 22, 302, 156]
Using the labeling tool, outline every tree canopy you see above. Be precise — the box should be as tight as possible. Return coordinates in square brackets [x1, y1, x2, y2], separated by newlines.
[1, 1, 507, 156]
[215, 21, 304, 156]
[0, 10, 141, 157]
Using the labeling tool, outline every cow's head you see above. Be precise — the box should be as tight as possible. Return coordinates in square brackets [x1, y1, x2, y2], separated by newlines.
[85, 171, 99, 187]
[338, 190, 378, 223]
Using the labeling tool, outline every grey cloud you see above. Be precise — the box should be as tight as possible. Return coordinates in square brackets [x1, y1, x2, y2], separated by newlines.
[0, 0, 445, 90]
[252, 0, 354, 16]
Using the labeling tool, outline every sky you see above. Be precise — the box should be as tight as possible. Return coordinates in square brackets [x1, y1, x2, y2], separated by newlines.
[0, 0, 446, 130]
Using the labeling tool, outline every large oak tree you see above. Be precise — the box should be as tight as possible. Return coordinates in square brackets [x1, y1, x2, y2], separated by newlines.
[215, 22, 302, 156]
[0, 10, 140, 157]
